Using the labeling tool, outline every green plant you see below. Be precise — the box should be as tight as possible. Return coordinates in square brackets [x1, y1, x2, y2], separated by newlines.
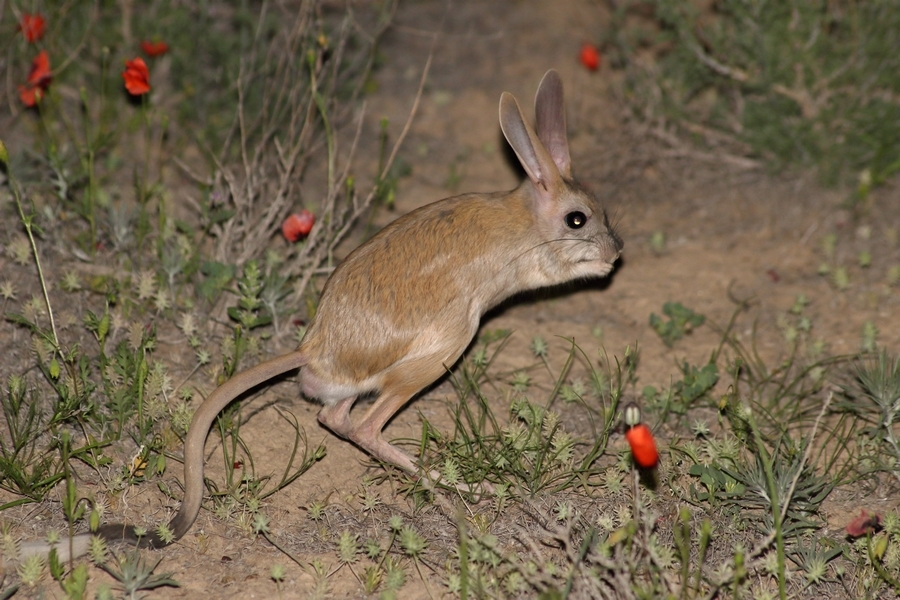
[710, 300, 857, 482]
[619, 0, 900, 186]
[789, 536, 841, 586]
[50, 560, 88, 600]
[99, 548, 178, 599]
[416, 334, 626, 498]
[649, 302, 705, 347]
[208, 405, 325, 533]
[835, 351, 900, 486]
[227, 261, 274, 331]
[270, 563, 287, 596]
[0, 375, 65, 506]
[643, 359, 719, 418]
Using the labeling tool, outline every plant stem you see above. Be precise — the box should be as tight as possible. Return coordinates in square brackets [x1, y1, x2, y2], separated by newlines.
[749, 412, 786, 600]
[9, 171, 61, 350]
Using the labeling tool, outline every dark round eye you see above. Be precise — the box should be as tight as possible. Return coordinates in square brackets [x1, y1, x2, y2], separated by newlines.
[565, 211, 587, 229]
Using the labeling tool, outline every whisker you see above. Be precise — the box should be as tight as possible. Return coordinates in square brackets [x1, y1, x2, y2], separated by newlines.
[505, 237, 600, 268]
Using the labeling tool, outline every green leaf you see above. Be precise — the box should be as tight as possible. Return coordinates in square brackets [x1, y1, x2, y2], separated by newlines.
[677, 362, 719, 402]
[49, 547, 64, 581]
[208, 209, 235, 225]
[98, 311, 110, 344]
[61, 565, 88, 599]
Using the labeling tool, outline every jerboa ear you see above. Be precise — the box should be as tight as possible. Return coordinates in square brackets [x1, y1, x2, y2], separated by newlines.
[534, 69, 572, 179]
[499, 91, 563, 194]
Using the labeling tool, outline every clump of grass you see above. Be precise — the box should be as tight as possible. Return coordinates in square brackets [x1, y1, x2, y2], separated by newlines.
[414, 332, 628, 499]
[208, 406, 325, 531]
[713, 299, 850, 456]
[0, 374, 65, 506]
[98, 548, 179, 597]
[835, 351, 900, 487]
[612, 0, 900, 186]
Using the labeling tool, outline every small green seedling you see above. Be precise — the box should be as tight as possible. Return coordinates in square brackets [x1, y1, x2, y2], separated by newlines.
[227, 261, 273, 330]
[649, 302, 706, 346]
[649, 230, 666, 254]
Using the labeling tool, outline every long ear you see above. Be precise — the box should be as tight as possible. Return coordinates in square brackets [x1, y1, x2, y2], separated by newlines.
[499, 91, 563, 194]
[534, 69, 572, 179]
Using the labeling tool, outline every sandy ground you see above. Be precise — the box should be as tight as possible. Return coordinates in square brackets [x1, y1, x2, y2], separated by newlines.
[2, 1, 899, 597]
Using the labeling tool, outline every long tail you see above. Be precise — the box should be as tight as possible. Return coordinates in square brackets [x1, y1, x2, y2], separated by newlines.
[3, 350, 308, 567]
[167, 350, 307, 540]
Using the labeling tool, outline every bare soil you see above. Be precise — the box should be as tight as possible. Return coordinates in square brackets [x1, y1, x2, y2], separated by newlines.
[2, 1, 900, 598]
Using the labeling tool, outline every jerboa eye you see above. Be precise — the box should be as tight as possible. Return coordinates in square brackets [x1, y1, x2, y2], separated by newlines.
[565, 211, 587, 229]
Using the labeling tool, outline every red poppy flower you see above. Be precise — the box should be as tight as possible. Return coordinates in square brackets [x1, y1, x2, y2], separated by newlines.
[122, 58, 150, 96]
[625, 423, 659, 468]
[282, 210, 315, 242]
[580, 43, 601, 72]
[18, 50, 52, 107]
[141, 40, 169, 57]
[18, 13, 46, 43]
[845, 510, 882, 538]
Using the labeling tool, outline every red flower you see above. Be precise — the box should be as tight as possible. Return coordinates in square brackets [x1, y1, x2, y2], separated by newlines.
[625, 424, 659, 468]
[18, 50, 52, 107]
[141, 40, 169, 57]
[845, 510, 882, 538]
[282, 210, 315, 242]
[122, 58, 150, 96]
[580, 43, 601, 72]
[18, 13, 46, 43]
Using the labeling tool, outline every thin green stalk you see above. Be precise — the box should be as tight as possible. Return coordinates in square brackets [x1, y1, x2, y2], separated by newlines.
[456, 512, 469, 600]
[563, 527, 595, 597]
[410, 556, 436, 600]
[309, 55, 335, 193]
[87, 147, 97, 249]
[78, 86, 98, 252]
[135, 93, 153, 248]
[748, 412, 786, 600]
[142, 92, 151, 199]
[3, 147, 62, 350]
[694, 519, 712, 596]
[136, 350, 148, 440]
[542, 338, 576, 412]
[675, 508, 691, 599]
